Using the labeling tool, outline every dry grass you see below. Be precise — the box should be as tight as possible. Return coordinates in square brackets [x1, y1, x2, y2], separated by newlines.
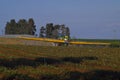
[0, 37, 52, 46]
[0, 38, 120, 80]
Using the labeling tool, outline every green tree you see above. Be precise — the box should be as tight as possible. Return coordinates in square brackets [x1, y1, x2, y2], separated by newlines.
[40, 26, 46, 37]
[40, 23, 71, 39]
[5, 19, 17, 34]
[17, 19, 28, 34]
[5, 22, 11, 34]
[28, 18, 36, 35]
[46, 23, 54, 38]
[5, 18, 36, 35]
[65, 27, 70, 38]
[53, 24, 61, 39]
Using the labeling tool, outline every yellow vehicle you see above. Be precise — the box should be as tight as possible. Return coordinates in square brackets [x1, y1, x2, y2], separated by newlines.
[19, 36, 111, 46]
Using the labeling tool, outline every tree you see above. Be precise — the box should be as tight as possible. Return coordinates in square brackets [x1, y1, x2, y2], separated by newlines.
[5, 18, 36, 35]
[17, 19, 28, 34]
[52, 24, 60, 39]
[5, 19, 17, 34]
[46, 23, 54, 38]
[61, 24, 66, 36]
[52, 29, 59, 39]
[39, 23, 71, 39]
[5, 22, 11, 34]
[40, 26, 46, 37]
[65, 27, 70, 38]
[28, 18, 36, 35]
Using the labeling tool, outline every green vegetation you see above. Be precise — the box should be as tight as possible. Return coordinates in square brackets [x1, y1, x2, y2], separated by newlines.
[72, 38, 120, 42]
[5, 19, 71, 39]
[5, 18, 36, 35]
[0, 44, 120, 80]
[72, 39, 120, 47]
[40, 23, 70, 39]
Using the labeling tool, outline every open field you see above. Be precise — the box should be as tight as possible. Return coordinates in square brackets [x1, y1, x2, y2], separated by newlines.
[0, 38, 120, 80]
[72, 39, 120, 47]
[0, 37, 52, 46]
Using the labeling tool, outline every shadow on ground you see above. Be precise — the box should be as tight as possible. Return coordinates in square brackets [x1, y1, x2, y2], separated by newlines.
[62, 56, 98, 63]
[40, 70, 120, 80]
[2, 70, 120, 80]
[2, 73, 36, 80]
[0, 57, 119, 80]
[0, 56, 98, 69]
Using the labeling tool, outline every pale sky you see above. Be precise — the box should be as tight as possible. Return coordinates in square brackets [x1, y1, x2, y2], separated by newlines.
[0, 0, 120, 39]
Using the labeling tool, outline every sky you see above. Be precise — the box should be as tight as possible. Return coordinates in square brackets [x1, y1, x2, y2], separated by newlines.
[0, 0, 120, 39]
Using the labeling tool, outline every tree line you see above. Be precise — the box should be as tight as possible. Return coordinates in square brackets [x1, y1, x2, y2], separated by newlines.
[5, 18, 70, 39]
[40, 23, 70, 39]
[5, 18, 36, 35]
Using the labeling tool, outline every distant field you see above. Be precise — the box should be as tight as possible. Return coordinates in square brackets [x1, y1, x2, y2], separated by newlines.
[72, 39, 120, 47]
[0, 37, 52, 46]
[72, 38, 120, 43]
[0, 38, 120, 80]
